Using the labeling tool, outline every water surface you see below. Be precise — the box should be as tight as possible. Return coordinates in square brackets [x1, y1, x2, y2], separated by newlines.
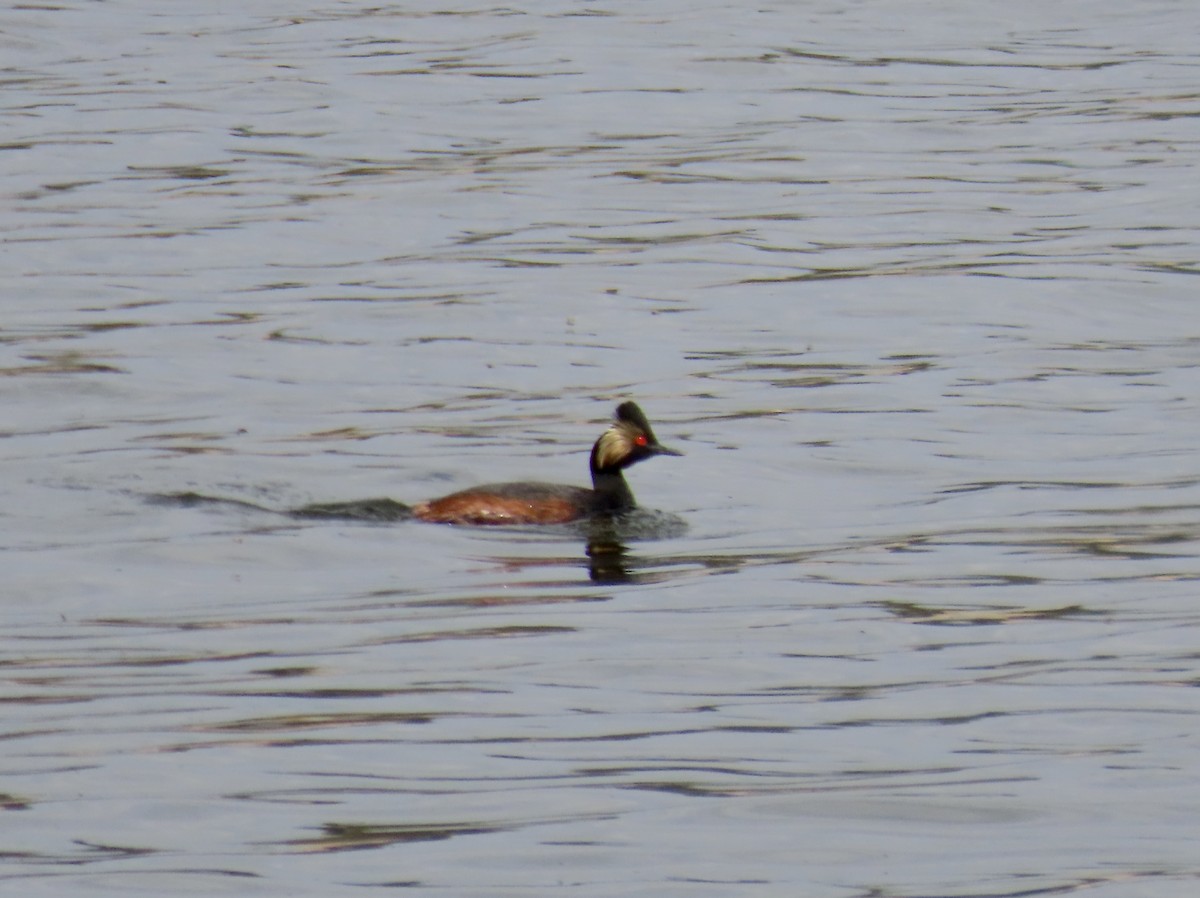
[3, 1, 1200, 896]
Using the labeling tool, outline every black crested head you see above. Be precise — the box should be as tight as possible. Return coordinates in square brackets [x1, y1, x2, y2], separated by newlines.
[615, 401, 654, 433]
[591, 401, 683, 473]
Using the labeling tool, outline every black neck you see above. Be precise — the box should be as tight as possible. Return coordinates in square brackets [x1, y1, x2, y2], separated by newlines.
[590, 466, 635, 512]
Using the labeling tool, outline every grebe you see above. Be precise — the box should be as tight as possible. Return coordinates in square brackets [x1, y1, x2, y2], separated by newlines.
[411, 401, 681, 525]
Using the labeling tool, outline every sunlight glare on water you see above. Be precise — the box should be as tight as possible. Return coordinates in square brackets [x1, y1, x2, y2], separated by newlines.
[3, 1, 1200, 896]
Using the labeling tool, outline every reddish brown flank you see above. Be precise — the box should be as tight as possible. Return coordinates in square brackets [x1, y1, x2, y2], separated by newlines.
[405, 402, 680, 526]
[413, 492, 583, 526]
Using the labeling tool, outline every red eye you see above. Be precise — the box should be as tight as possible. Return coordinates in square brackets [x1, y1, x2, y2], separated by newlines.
[634, 434, 648, 447]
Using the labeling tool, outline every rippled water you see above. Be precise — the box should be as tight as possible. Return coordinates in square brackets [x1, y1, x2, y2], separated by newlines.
[4, 1, 1200, 895]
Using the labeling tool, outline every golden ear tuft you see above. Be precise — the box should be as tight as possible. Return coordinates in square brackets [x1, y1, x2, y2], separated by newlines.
[593, 426, 629, 470]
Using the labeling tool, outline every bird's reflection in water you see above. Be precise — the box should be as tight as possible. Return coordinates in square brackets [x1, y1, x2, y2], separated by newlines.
[580, 510, 687, 584]
[584, 530, 632, 584]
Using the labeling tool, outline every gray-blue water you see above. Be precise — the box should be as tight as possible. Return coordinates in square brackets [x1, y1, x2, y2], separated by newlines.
[3, 2, 1200, 895]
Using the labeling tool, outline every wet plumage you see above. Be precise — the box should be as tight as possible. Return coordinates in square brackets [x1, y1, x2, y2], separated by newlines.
[412, 401, 681, 526]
